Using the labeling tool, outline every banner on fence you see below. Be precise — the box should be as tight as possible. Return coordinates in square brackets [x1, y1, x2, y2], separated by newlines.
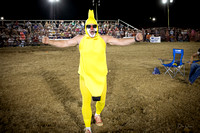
[150, 36, 161, 43]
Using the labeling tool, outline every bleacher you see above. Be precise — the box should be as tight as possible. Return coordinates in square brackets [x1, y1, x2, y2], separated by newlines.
[0, 19, 139, 47]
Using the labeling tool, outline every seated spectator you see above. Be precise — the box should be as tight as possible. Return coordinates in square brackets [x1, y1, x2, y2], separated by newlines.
[128, 30, 133, 37]
[107, 29, 112, 36]
[11, 28, 18, 36]
[33, 35, 39, 45]
[38, 23, 44, 30]
[38, 34, 43, 44]
[102, 28, 106, 35]
[33, 24, 38, 31]
[188, 48, 200, 84]
[115, 28, 120, 38]
[119, 28, 125, 38]
[26, 34, 33, 45]
[125, 30, 128, 37]
[14, 37, 21, 46]
[44, 21, 49, 29]
[8, 35, 15, 47]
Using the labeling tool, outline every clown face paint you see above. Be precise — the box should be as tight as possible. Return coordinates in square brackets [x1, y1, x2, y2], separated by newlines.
[86, 24, 97, 38]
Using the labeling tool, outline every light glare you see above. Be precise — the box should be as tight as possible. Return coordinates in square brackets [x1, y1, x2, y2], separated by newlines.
[162, 0, 167, 4]
[49, 0, 59, 2]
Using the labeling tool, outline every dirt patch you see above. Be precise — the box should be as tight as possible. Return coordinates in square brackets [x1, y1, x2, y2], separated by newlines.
[0, 42, 200, 132]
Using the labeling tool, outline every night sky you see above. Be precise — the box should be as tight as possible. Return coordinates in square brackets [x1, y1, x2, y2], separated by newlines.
[0, 0, 199, 29]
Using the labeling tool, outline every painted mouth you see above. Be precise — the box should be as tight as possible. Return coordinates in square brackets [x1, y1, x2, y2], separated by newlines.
[89, 30, 95, 35]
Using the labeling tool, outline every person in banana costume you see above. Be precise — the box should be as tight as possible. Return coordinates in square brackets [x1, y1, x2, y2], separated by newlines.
[43, 9, 143, 133]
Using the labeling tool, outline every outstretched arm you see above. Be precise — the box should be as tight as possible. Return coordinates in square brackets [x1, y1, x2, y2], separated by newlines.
[42, 35, 83, 48]
[101, 33, 143, 46]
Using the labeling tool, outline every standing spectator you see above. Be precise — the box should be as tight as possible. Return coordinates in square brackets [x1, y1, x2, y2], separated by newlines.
[146, 33, 151, 42]
[170, 28, 174, 35]
[165, 30, 170, 42]
[8, 35, 14, 46]
[190, 29, 195, 41]
[183, 33, 189, 42]
[160, 28, 166, 41]
[177, 34, 183, 42]
[170, 34, 175, 42]
[19, 32, 26, 47]
[198, 31, 200, 42]
[155, 28, 159, 37]
[142, 28, 146, 42]
[81, 21, 85, 29]
[194, 30, 199, 42]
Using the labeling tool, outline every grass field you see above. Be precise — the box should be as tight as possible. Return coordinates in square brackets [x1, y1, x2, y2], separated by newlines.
[0, 42, 200, 132]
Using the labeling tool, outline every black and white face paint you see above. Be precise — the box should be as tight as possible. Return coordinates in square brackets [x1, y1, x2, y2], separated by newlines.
[86, 24, 97, 38]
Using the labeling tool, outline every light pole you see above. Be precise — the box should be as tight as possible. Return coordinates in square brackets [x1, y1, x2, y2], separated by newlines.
[162, 0, 173, 28]
[92, 0, 100, 20]
[49, 0, 59, 20]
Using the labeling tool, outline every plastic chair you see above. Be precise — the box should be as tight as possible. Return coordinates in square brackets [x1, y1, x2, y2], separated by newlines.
[159, 49, 185, 78]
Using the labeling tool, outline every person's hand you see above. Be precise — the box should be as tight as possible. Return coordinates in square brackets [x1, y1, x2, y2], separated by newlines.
[189, 61, 193, 65]
[135, 33, 143, 42]
[42, 36, 49, 44]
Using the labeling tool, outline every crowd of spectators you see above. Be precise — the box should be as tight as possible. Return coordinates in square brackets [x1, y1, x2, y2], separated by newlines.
[0, 20, 137, 47]
[0, 20, 200, 47]
[142, 27, 200, 42]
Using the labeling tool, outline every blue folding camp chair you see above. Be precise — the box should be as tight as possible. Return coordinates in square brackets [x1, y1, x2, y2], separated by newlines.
[159, 49, 185, 78]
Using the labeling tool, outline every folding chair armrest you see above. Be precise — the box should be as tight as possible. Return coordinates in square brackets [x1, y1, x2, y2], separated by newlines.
[158, 58, 173, 64]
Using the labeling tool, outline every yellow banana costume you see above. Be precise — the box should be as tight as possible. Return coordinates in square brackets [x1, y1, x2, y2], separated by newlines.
[79, 10, 108, 127]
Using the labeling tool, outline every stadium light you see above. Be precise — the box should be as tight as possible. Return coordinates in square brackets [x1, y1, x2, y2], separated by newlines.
[49, 0, 59, 2]
[162, 0, 167, 4]
[1, 17, 4, 26]
[48, 0, 60, 20]
[162, 0, 173, 28]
